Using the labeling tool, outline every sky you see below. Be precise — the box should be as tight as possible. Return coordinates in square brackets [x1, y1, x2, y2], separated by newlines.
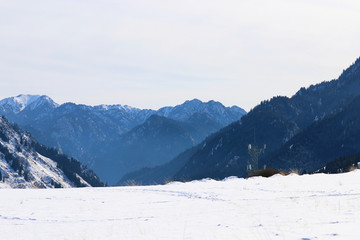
[1, 0, 360, 111]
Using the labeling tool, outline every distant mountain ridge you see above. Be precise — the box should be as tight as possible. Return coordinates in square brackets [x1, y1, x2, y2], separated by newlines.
[0, 116, 104, 188]
[157, 99, 245, 126]
[0, 95, 245, 124]
[0, 96, 246, 184]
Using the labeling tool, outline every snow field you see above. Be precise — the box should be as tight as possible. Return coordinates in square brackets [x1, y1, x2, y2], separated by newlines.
[0, 171, 360, 239]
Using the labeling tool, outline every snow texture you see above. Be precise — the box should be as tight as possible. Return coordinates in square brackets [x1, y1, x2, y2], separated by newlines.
[0, 117, 77, 188]
[0, 171, 359, 239]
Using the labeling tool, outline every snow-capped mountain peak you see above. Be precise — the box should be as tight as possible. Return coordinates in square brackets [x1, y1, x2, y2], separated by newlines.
[26, 95, 59, 111]
[0, 94, 58, 113]
[13, 94, 40, 106]
[0, 94, 40, 113]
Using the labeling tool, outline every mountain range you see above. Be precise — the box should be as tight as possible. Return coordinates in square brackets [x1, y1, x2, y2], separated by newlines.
[0, 116, 103, 188]
[4, 57, 359, 186]
[0, 96, 246, 184]
[120, 57, 360, 185]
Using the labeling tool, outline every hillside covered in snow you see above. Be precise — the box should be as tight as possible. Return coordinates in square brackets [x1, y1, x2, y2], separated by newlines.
[0, 171, 359, 239]
[0, 116, 104, 188]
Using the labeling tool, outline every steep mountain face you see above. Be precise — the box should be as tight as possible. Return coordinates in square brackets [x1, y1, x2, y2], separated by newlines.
[0, 96, 246, 184]
[122, 57, 360, 184]
[0, 116, 104, 189]
[263, 94, 360, 172]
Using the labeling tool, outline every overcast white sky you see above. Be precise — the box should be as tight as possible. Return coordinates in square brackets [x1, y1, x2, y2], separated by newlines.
[1, 0, 360, 111]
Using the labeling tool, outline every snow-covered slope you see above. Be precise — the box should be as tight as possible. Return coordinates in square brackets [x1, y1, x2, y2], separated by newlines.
[0, 94, 41, 113]
[0, 116, 103, 188]
[0, 171, 359, 239]
[0, 94, 58, 113]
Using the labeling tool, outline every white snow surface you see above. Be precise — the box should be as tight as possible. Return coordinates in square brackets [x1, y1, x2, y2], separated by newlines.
[1, 171, 360, 239]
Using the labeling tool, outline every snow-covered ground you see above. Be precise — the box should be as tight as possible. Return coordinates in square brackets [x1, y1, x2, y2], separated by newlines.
[1, 171, 360, 240]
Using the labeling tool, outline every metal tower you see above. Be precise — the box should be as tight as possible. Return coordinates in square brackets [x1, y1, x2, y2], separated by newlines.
[247, 129, 266, 174]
